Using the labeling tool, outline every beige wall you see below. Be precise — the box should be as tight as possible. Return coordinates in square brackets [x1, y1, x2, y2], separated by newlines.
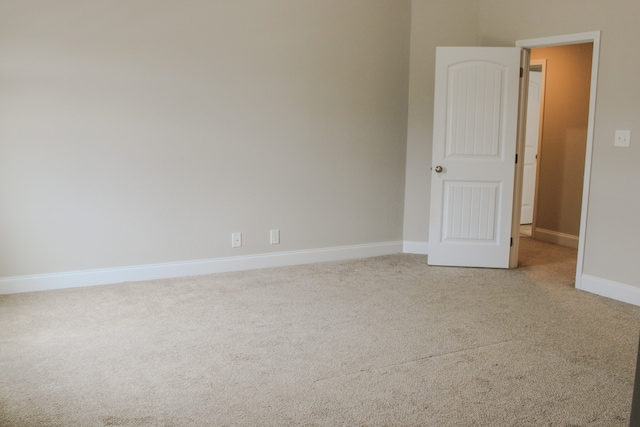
[478, 0, 640, 286]
[0, 0, 411, 277]
[3, 0, 639, 292]
[531, 43, 592, 238]
[402, 0, 479, 243]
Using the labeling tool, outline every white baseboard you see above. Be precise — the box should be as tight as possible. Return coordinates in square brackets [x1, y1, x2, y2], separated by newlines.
[578, 274, 640, 307]
[402, 241, 429, 255]
[0, 241, 403, 295]
[532, 228, 579, 249]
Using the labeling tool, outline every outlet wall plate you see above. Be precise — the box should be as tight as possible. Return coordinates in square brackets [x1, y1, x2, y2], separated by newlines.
[615, 130, 631, 147]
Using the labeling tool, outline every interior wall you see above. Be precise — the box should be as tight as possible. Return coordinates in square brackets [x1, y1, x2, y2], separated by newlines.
[402, 0, 479, 244]
[531, 43, 592, 238]
[5, 0, 638, 293]
[478, 0, 640, 287]
[0, 0, 411, 278]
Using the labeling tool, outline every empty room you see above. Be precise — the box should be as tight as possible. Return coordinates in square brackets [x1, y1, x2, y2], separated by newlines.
[2, 1, 640, 425]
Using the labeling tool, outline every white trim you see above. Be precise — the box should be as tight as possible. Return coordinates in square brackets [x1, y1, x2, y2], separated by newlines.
[516, 31, 601, 49]
[516, 31, 601, 289]
[579, 274, 640, 307]
[0, 241, 403, 295]
[532, 228, 579, 249]
[402, 241, 429, 255]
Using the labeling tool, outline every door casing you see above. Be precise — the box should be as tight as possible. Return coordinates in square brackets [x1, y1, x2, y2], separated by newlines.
[513, 31, 601, 288]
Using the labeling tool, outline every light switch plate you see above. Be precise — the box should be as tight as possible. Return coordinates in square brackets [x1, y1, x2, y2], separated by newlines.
[232, 232, 242, 248]
[270, 229, 280, 245]
[615, 130, 631, 147]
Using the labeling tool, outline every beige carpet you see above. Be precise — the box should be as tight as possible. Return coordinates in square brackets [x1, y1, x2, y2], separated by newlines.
[1, 237, 640, 426]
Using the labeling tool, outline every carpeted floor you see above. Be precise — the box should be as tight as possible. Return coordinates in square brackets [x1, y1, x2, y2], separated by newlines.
[1, 237, 639, 426]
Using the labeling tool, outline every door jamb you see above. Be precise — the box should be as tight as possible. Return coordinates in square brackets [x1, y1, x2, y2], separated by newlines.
[509, 48, 531, 268]
[512, 31, 601, 290]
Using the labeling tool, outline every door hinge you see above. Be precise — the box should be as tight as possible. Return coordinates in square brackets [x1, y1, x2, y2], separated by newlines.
[515, 153, 518, 164]
[520, 67, 524, 78]
[510, 237, 513, 247]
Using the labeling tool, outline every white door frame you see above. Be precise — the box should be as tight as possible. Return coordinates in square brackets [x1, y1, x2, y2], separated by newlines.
[514, 31, 601, 289]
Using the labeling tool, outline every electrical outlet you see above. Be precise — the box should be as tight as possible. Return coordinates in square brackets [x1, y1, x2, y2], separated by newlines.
[232, 232, 242, 248]
[270, 229, 280, 245]
[615, 130, 631, 147]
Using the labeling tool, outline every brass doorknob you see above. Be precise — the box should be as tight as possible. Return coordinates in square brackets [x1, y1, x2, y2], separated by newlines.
[434, 165, 443, 173]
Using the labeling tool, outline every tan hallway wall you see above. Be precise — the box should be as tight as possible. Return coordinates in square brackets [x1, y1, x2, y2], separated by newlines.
[531, 43, 592, 241]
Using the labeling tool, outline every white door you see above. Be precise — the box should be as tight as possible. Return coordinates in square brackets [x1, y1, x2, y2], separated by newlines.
[520, 68, 543, 224]
[428, 47, 523, 268]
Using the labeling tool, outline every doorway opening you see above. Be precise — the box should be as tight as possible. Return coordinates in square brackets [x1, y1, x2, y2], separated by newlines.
[522, 43, 593, 249]
[513, 32, 601, 290]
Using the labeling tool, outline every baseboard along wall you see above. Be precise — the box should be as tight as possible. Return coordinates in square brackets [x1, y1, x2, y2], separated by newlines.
[3, 240, 639, 309]
[578, 274, 640, 307]
[402, 241, 429, 255]
[0, 241, 403, 295]
[532, 227, 579, 249]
